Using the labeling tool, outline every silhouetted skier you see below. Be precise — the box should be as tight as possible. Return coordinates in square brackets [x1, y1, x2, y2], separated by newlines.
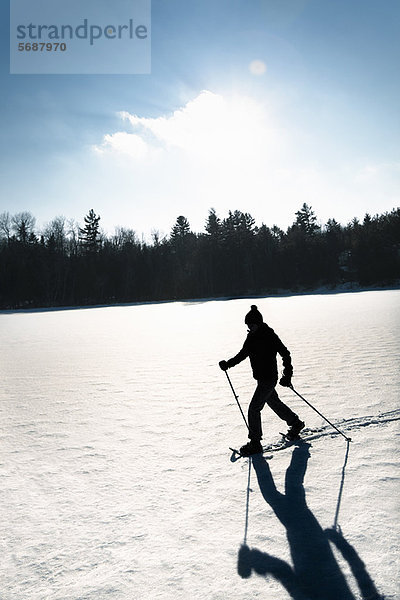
[219, 305, 304, 456]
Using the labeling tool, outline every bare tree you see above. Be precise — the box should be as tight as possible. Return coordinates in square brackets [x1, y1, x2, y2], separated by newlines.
[43, 216, 67, 253]
[11, 212, 36, 243]
[66, 219, 80, 256]
[0, 212, 12, 241]
[112, 226, 138, 249]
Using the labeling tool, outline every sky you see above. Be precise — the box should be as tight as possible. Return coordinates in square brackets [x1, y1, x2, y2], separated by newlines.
[0, 0, 399, 239]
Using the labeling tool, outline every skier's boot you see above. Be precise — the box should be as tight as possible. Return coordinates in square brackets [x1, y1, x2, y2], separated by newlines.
[286, 418, 305, 441]
[239, 440, 263, 456]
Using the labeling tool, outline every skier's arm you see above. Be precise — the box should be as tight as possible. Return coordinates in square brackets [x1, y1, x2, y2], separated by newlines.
[226, 345, 249, 368]
[219, 342, 249, 371]
[275, 336, 293, 384]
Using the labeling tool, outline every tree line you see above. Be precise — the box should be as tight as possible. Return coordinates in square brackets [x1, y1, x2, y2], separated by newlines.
[0, 204, 399, 309]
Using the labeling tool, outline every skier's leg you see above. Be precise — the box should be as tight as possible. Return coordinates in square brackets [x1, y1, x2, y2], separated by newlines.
[265, 388, 298, 425]
[248, 381, 275, 440]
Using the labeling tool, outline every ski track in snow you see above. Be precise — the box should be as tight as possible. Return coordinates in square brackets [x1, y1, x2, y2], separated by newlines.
[0, 290, 399, 600]
[271, 408, 400, 449]
[229, 408, 400, 459]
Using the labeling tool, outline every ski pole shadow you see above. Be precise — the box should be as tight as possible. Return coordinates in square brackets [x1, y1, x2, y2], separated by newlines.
[333, 438, 351, 530]
[327, 440, 382, 600]
[237, 441, 384, 600]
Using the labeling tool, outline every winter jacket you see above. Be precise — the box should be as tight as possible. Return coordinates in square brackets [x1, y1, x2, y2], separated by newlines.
[227, 323, 293, 382]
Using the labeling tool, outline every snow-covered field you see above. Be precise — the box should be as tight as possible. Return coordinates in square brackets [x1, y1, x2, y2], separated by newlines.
[1, 290, 399, 600]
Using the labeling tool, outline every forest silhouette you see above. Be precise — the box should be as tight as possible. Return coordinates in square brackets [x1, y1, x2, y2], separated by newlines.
[0, 204, 399, 309]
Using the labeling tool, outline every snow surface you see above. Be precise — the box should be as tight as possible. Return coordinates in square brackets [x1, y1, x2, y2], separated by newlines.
[0, 289, 399, 600]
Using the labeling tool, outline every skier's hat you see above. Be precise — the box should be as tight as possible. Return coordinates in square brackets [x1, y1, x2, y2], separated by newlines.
[245, 305, 263, 325]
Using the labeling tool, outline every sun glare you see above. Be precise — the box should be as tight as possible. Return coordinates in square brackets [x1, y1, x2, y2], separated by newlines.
[249, 59, 267, 75]
[93, 90, 288, 227]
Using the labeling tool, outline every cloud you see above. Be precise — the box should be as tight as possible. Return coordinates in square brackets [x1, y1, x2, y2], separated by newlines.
[94, 131, 150, 160]
[353, 161, 400, 185]
[95, 90, 283, 166]
[90, 90, 399, 235]
[90, 90, 290, 232]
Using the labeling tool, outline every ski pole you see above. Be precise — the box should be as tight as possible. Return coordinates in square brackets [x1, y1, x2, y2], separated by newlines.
[224, 371, 249, 430]
[289, 385, 352, 442]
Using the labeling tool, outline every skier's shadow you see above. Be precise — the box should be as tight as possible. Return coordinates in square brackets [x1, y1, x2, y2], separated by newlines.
[238, 442, 383, 600]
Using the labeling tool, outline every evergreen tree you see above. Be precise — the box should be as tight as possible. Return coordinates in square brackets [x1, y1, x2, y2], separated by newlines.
[169, 215, 197, 297]
[294, 203, 320, 236]
[271, 225, 284, 241]
[79, 209, 101, 252]
[205, 208, 222, 237]
[170, 215, 191, 240]
[219, 210, 257, 294]
[325, 218, 341, 234]
[202, 209, 224, 295]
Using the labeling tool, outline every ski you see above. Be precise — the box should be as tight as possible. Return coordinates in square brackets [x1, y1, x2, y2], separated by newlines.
[229, 447, 243, 459]
[229, 447, 261, 460]
[230, 435, 300, 459]
[264, 435, 297, 452]
[278, 431, 300, 442]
